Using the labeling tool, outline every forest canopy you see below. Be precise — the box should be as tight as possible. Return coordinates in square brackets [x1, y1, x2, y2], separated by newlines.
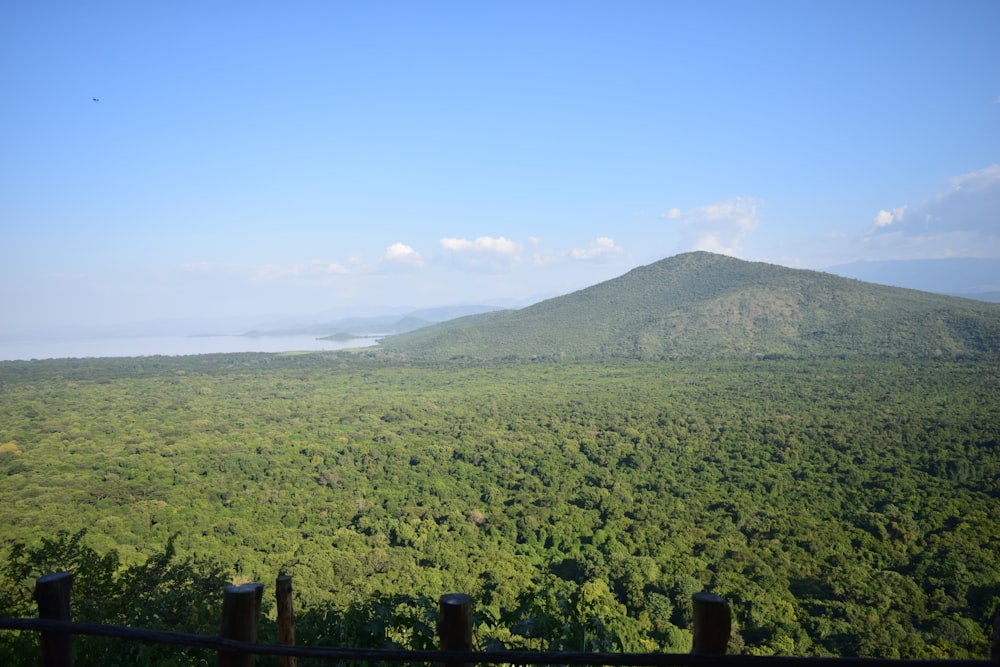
[1, 353, 998, 663]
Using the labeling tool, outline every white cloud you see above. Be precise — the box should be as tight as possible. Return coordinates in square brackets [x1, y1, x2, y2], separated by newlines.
[439, 235, 523, 272]
[671, 197, 762, 257]
[864, 164, 1000, 258]
[873, 206, 906, 228]
[948, 163, 1000, 194]
[570, 236, 624, 260]
[874, 210, 895, 227]
[325, 262, 352, 275]
[661, 208, 681, 219]
[382, 242, 423, 267]
[440, 236, 521, 256]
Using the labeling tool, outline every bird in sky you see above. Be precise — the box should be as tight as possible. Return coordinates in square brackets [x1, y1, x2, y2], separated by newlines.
[92, 97, 99, 102]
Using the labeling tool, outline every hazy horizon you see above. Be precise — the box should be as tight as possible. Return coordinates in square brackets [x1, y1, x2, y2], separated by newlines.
[3, 252, 1000, 342]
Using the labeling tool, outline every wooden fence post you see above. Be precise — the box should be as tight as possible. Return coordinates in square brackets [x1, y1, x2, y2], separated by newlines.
[990, 602, 999, 662]
[439, 593, 472, 667]
[34, 571, 74, 667]
[691, 592, 731, 655]
[276, 575, 296, 667]
[219, 582, 264, 667]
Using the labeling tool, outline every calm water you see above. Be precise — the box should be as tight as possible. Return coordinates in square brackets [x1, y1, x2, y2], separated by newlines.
[0, 334, 381, 362]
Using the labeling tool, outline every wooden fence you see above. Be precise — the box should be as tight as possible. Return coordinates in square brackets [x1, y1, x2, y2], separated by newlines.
[2, 571, 997, 666]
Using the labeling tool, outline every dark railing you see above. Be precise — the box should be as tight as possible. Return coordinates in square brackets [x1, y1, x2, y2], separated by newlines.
[1, 572, 996, 667]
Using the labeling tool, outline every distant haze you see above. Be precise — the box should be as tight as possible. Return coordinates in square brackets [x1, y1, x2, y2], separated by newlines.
[824, 258, 1000, 300]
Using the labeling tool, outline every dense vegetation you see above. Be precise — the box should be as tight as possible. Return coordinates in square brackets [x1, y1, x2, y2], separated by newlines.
[1, 353, 998, 664]
[379, 252, 1000, 360]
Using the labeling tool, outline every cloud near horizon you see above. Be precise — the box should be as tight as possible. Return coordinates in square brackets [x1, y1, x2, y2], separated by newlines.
[672, 197, 762, 257]
[864, 164, 1000, 258]
[180, 259, 353, 284]
[440, 236, 521, 256]
[570, 236, 624, 260]
[251, 260, 352, 283]
[381, 242, 424, 269]
[439, 235, 523, 272]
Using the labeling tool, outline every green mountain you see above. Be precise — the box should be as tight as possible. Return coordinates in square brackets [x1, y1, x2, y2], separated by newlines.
[379, 251, 1000, 360]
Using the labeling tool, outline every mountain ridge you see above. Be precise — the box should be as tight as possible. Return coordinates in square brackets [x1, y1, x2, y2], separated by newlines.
[378, 251, 1000, 360]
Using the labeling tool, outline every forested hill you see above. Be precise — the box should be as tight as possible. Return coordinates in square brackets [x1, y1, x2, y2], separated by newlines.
[378, 251, 1000, 360]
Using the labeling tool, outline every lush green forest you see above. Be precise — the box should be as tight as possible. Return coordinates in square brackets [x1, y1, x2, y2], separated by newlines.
[1, 353, 999, 664]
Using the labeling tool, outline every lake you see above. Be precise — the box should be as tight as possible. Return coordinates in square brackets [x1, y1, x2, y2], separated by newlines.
[0, 334, 381, 362]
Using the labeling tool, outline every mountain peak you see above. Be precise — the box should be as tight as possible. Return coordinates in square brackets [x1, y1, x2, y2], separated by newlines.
[379, 252, 1000, 360]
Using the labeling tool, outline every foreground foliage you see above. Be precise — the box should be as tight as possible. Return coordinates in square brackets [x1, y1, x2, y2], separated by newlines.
[1, 354, 998, 662]
[0, 530, 227, 666]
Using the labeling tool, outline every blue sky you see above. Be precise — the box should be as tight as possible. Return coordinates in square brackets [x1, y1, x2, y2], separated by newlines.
[2, 1, 999, 331]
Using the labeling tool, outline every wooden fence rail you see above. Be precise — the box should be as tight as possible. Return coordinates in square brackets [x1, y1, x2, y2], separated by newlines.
[3, 572, 997, 666]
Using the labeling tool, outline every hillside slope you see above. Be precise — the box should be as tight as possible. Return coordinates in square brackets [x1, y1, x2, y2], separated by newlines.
[378, 252, 1000, 360]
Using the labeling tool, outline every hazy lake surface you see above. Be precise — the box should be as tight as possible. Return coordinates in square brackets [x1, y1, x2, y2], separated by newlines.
[0, 334, 381, 362]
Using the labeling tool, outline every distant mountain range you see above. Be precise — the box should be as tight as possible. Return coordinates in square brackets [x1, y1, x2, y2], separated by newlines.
[242, 304, 507, 338]
[825, 257, 1000, 302]
[377, 251, 1000, 360]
